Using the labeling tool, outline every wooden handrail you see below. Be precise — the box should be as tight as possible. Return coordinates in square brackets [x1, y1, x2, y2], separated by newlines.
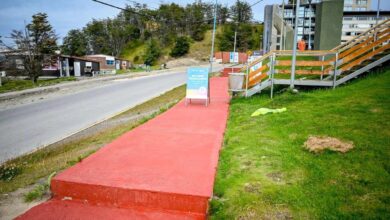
[249, 64, 269, 79]
[276, 60, 332, 67]
[333, 18, 390, 51]
[244, 19, 390, 89]
[248, 74, 268, 87]
[338, 28, 390, 60]
[342, 34, 390, 64]
[275, 69, 326, 75]
[340, 43, 390, 72]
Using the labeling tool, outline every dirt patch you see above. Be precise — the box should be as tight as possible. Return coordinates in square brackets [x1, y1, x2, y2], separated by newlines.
[266, 172, 283, 183]
[370, 108, 382, 113]
[288, 133, 298, 140]
[244, 182, 261, 193]
[0, 180, 50, 220]
[264, 210, 293, 220]
[238, 209, 257, 220]
[165, 58, 205, 68]
[304, 136, 354, 153]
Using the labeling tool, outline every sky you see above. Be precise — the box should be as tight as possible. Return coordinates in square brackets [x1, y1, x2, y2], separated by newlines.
[0, 0, 389, 45]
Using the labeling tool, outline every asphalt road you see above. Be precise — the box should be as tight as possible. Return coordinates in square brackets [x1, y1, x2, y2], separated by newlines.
[0, 67, 222, 163]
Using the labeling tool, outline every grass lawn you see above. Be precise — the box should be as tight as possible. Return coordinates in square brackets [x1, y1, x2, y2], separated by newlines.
[211, 69, 390, 219]
[0, 77, 76, 94]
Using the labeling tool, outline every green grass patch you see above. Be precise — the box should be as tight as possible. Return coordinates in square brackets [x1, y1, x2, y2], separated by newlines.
[276, 55, 318, 61]
[24, 184, 48, 202]
[211, 69, 390, 219]
[0, 77, 76, 94]
[115, 69, 131, 74]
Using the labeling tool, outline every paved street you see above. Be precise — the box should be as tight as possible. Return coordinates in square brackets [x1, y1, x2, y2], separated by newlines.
[0, 66, 222, 163]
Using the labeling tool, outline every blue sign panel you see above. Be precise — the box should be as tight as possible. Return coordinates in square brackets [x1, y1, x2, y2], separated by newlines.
[186, 67, 209, 99]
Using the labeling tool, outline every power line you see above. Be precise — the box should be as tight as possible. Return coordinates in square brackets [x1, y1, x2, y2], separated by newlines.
[250, 0, 266, 8]
[92, 0, 155, 19]
[91, 0, 218, 25]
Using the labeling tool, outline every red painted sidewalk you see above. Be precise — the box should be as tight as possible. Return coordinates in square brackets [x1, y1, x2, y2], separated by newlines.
[17, 77, 229, 220]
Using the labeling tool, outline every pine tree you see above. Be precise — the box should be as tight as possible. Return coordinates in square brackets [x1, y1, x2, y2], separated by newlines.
[9, 13, 58, 83]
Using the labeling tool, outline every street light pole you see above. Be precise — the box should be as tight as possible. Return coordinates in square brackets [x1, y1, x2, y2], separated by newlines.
[308, 0, 312, 50]
[233, 22, 238, 63]
[281, 0, 285, 50]
[209, 0, 217, 74]
[290, 0, 300, 89]
[208, 0, 217, 103]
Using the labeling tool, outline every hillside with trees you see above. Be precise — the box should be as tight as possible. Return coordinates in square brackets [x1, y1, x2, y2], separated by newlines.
[61, 0, 263, 65]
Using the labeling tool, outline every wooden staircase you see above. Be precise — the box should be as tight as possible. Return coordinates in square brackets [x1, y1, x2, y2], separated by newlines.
[240, 18, 390, 97]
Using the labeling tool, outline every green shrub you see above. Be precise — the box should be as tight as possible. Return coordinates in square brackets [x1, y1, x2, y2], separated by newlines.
[143, 39, 161, 65]
[170, 36, 190, 57]
[0, 164, 22, 181]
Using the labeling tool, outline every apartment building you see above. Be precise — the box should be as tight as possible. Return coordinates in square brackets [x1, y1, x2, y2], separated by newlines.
[263, 0, 343, 52]
[341, 11, 390, 43]
[343, 0, 371, 11]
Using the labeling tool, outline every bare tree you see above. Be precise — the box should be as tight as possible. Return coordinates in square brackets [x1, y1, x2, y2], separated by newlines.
[0, 13, 57, 84]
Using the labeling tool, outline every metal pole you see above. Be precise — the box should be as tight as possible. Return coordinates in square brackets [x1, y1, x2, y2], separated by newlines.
[233, 22, 237, 64]
[233, 31, 237, 54]
[308, 0, 312, 50]
[281, 0, 285, 50]
[333, 52, 338, 89]
[209, 0, 217, 103]
[245, 62, 250, 97]
[320, 55, 324, 80]
[373, 0, 380, 47]
[209, 0, 217, 72]
[270, 53, 275, 99]
[376, 0, 380, 25]
[290, 0, 300, 89]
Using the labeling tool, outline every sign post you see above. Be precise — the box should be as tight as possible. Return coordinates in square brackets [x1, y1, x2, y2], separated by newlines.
[186, 67, 209, 106]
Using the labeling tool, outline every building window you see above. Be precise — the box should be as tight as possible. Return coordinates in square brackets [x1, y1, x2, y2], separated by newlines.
[106, 60, 114, 65]
[358, 24, 370, 28]
[343, 16, 353, 20]
[298, 7, 305, 17]
[344, 6, 353, 11]
[298, 18, 304, 26]
[15, 59, 25, 70]
[344, 0, 353, 5]
[357, 0, 367, 5]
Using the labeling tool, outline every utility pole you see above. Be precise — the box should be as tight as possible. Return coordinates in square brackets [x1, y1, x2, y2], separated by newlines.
[281, 0, 285, 50]
[209, 0, 217, 73]
[233, 21, 238, 63]
[209, 0, 217, 74]
[308, 0, 312, 50]
[208, 0, 217, 102]
[290, 0, 300, 89]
